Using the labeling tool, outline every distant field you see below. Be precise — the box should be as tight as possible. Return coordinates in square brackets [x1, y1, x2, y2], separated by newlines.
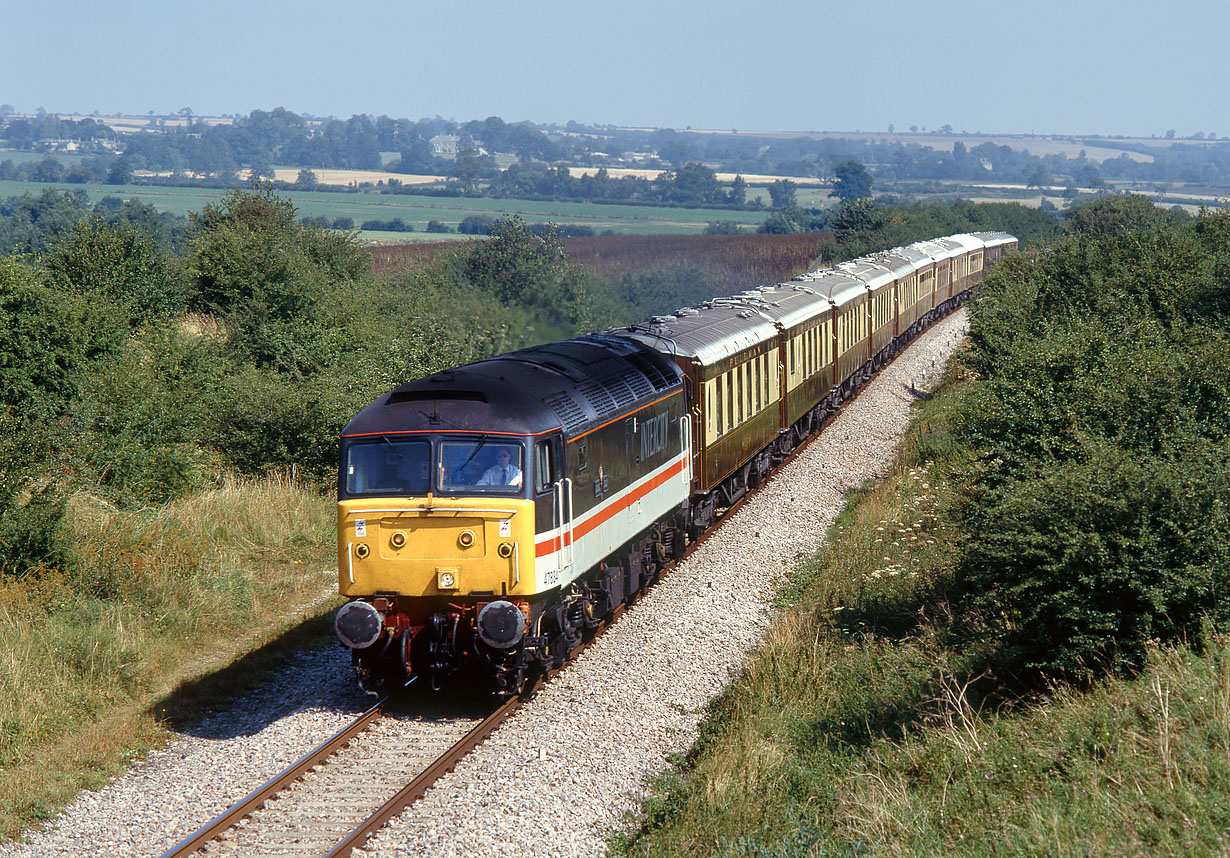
[0, 149, 89, 166]
[683, 129, 1172, 163]
[0, 180, 768, 237]
[367, 232, 834, 289]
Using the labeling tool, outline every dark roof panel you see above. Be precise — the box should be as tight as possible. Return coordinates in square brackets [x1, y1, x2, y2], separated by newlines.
[343, 335, 684, 440]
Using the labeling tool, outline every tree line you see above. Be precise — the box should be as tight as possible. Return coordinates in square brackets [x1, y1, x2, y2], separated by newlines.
[9, 108, 1230, 199]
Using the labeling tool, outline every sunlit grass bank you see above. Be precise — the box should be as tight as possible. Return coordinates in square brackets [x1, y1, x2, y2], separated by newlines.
[614, 371, 1230, 858]
[0, 474, 337, 839]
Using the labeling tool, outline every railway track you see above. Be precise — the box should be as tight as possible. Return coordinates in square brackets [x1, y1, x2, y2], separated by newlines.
[157, 305, 968, 858]
[158, 689, 512, 858]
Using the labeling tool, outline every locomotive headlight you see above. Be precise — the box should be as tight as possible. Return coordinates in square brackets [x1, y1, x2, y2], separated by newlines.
[355, 543, 370, 559]
[497, 542, 513, 559]
[458, 530, 475, 548]
[437, 568, 459, 590]
[390, 531, 406, 549]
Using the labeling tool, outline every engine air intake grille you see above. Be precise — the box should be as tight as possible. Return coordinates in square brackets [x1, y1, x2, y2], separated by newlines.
[624, 351, 678, 393]
[545, 391, 588, 432]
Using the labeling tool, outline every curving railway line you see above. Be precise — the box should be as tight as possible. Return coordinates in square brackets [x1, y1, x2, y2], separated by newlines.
[156, 303, 972, 858]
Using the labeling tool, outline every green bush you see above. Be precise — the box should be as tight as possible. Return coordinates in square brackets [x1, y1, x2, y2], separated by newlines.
[951, 215, 1230, 679]
[955, 440, 1230, 675]
[206, 367, 351, 482]
[43, 216, 188, 328]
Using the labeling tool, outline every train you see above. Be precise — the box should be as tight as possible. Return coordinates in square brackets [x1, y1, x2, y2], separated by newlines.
[333, 231, 1017, 693]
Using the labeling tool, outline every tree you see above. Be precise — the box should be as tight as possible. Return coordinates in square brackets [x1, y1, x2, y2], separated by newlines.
[295, 168, 318, 189]
[45, 217, 187, 328]
[670, 162, 721, 204]
[829, 197, 888, 234]
[187, 183, 367, 372]
[758, 206, 808, 234]
[106, 159, 134, 185]
[1074, 164, 1106, 190]
[830, 160, 873, 200]
[458, 215, 495, 235]
[452, 148, 483, 195]
[33, 157, 63, 183]
[1025, 165, 1051, 188]
[1066, 194, 1186, 237]
[728, 175, 747, 207]
[767, 179, 797, 209]
[460, 215, 591, 327]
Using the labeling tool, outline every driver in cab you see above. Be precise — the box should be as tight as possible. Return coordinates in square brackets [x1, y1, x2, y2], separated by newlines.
[477, 447, 522, 488]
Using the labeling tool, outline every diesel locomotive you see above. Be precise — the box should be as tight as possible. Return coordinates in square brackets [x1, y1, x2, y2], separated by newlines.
[334, 231, 1017, 693]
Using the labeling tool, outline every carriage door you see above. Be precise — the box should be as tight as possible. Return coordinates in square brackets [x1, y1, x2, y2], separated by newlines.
[536, 434, 571, 588]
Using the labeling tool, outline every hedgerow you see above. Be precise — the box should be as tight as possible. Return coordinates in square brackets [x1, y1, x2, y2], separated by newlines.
[950, 207, 1230, 678]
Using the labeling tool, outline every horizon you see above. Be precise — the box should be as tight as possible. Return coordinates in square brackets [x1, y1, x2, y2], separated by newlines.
[4, 105, 1223, 146]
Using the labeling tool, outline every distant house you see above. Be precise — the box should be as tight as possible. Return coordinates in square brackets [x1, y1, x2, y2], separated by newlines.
[430, 134, 460, 157]
[33, 138, 80, 152]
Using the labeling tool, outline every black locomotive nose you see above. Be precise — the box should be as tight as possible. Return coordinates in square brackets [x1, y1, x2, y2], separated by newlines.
[476, 601, 525, 649]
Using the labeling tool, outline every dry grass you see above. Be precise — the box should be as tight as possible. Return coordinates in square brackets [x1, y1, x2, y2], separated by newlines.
[0, 474, 338, 839]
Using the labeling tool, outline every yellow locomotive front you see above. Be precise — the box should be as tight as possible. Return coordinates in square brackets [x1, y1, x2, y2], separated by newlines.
[335, 429, 551, 693]
[338, 435, 536, 599]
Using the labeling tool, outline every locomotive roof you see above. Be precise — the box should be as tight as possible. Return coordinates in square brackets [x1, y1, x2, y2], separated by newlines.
[342, 334, 683, 440]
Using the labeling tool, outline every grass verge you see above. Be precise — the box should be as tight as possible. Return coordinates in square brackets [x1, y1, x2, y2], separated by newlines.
[0, 474, 339, 840]
[612, 367, 1230, 858]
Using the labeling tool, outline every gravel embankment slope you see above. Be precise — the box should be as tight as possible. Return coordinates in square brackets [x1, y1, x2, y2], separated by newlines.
[1, 309, 967, 858]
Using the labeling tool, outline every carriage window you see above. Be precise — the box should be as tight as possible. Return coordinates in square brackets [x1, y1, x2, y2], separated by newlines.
[734, 368, 743, 425]
[751, 359, 759, 413]
[744, 362, 751, 417]
[727, 371, 735, 429]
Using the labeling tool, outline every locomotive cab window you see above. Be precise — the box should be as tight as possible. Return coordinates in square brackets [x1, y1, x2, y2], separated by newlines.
[439, 439, 524, 493]
[534, 438, 559, 493]
[344, 438, 431, 495]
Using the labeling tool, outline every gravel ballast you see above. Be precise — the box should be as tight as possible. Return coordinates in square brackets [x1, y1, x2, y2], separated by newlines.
[1, 309, 968, 858]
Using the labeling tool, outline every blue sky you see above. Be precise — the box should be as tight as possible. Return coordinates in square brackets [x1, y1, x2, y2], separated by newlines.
[3, 0, 1225, 137]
